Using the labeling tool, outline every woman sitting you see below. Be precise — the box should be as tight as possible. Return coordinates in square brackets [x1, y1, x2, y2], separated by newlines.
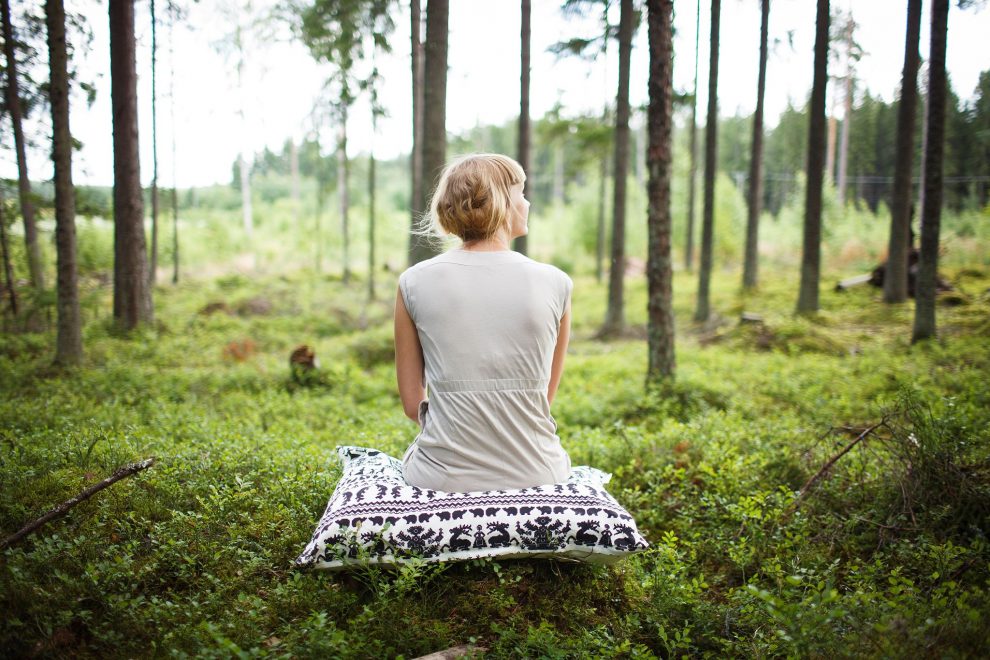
[394, 153, 573, 493]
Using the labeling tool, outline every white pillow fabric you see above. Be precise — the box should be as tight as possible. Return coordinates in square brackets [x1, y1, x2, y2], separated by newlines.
[296, 446, 650, 570]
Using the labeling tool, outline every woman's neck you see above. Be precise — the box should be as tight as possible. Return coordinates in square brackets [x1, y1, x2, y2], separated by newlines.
[460, 235, 511, 252]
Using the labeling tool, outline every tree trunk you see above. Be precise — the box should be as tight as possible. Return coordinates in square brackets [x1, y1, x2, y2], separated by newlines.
[149, 0, 159, 288]
[796, 0, 829, 314]
[238, 150, 253, 242]
[884, 0, 922, 304]
[513, 0, 531, 255]
[315, 168, 324, 273]
[826, 102, 837, 184]
[410, 0, 447, 266]
[912, 0, 948, 343]
[171, 185, 179, 284]
[837, 71, 853, 212]
[46, 0, 82, 364]
[337, 107, 350, 284]
[553, 143, 564, 205]
[235, 23, 253, 259]
[110, 0, 153, 329]
[685, 0, 700, 272]
[646, 0, 675, 383]
[694, 0, 720, 323]
[600, 0, 634, 337]
[1, 0, 44, 292]
[742, 0, 769, 290]
[368, 148, 376, 301]
[314, 124, 323, 274]
[596, 154, 607, 283]
[408, 0, 424, 259]
[0, 187, 19, 317]
[168, 0, 179, 285]
[916, 67, 929, 230]
[290, 138, 300, 211]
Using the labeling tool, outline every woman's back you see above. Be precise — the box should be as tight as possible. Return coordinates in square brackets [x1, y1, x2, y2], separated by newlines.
[399, 248, 572, 492]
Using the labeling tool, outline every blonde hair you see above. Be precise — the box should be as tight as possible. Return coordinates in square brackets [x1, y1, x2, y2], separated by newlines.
[423, 153, 526, 242]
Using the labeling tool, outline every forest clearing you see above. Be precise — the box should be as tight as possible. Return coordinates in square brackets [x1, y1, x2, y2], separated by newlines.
[2, 249, 989, 656]
[3, 0, 990, 656]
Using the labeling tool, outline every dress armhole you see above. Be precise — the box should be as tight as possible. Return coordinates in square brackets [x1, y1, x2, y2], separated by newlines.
[561, 273, 573, 319]
[398, 271, 415, 322]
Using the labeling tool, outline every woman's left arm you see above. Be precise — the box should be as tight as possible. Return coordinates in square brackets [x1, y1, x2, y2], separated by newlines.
[547, 305, 571, 406]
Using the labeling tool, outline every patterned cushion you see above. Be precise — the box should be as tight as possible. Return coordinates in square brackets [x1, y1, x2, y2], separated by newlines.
[296, 446, 650, 570]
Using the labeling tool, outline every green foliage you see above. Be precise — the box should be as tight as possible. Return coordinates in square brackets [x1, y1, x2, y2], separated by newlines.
[2, 261, 990, 656]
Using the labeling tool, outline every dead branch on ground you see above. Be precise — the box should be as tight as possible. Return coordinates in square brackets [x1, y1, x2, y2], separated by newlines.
[1, 458, 156, 551]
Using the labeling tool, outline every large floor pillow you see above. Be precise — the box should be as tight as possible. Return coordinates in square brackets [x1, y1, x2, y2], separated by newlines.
[296, 446, 650, 570]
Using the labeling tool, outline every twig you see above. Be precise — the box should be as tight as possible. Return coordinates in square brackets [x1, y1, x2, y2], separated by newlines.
[784, 422, 884, 518]
[1, 458, 155, 551]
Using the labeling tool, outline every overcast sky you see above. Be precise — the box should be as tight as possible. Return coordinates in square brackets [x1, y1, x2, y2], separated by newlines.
[5, 0, 990, 188]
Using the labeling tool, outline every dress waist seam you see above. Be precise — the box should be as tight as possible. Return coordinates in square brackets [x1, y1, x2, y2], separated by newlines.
[429, 378, 548, 393]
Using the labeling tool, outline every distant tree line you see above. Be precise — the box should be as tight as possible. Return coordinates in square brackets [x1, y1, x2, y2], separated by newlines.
[723, 69, 990, 215]
[234, 65, 990, 226]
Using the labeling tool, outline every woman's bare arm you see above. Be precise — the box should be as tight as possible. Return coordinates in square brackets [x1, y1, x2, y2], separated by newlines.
[394, 287, 427, 424]
[547, 305, 571, 406]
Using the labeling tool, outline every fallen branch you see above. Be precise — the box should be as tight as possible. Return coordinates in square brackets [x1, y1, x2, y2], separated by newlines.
[784, 422, 884, 518]
[1, 458, 156, 551]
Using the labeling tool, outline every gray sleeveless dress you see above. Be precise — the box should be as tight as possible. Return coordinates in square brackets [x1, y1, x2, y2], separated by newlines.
[398, 248, 573, 492]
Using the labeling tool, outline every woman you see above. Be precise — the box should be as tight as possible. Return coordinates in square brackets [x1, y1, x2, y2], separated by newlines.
[394, 153, 573, 492]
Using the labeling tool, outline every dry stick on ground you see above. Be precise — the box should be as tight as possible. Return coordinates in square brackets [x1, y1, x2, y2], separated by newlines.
[1, 458, 155, 550]
[784, 421, 885, 518]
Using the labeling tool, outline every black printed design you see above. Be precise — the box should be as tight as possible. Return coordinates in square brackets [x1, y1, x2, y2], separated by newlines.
[296, 446, 650, 570]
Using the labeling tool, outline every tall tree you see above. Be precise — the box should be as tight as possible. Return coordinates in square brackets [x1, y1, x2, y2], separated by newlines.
[912, 0, 949, 343]
[685, 0, 700, 272]
[826, 82, 837, 184]
[365, 38, 387, 301]
[368, 122, 377, 300]
[168, 0, 180, 284]
[796, 0, 829, 314]
[336, 105, 350, 284]
[1, 0, 44, 292]
[646, 0, 675, 382]
[694, 0, 720, 323]
[410, 0, 448, 265]
[600, 0, 634, 337]
[742, 0, 769, 290]
[149, 0, 159, 287]
[46, 0, 82, 363]
[235, 19, 254, 257]
[883, 0, 922, 304]
[596, 141, 608, 283]
[835, 15, 858, 208]
[298, 0, 395, 280]
[214, 1, 264, 265]
[110, 0, 153, 328]
[514, 0, 531, 255]
[0, 188, 18, 317]
[408, 0, 424, 262]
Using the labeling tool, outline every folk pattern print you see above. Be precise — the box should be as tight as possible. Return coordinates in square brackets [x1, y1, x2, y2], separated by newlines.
[296, 447, 650, 570]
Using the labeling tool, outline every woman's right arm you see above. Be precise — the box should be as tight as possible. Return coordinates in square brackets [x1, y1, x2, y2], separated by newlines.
[394, 286, 427, 424]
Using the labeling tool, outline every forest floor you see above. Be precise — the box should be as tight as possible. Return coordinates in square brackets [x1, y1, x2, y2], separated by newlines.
[1, 264, 989, 658]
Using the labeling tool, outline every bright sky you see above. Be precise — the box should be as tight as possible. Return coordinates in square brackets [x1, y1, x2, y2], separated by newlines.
[7, 0, 990, 188]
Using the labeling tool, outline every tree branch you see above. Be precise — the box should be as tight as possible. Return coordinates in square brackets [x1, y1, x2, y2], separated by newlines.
[785, 421, 884, 517]
[1, 458, 155, 551]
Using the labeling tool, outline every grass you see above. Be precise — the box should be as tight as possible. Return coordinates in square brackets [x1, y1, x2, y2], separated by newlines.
[1, 251, 989, 657]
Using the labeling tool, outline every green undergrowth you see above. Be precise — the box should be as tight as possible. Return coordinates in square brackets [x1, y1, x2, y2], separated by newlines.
[2, 265, 989, 658]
